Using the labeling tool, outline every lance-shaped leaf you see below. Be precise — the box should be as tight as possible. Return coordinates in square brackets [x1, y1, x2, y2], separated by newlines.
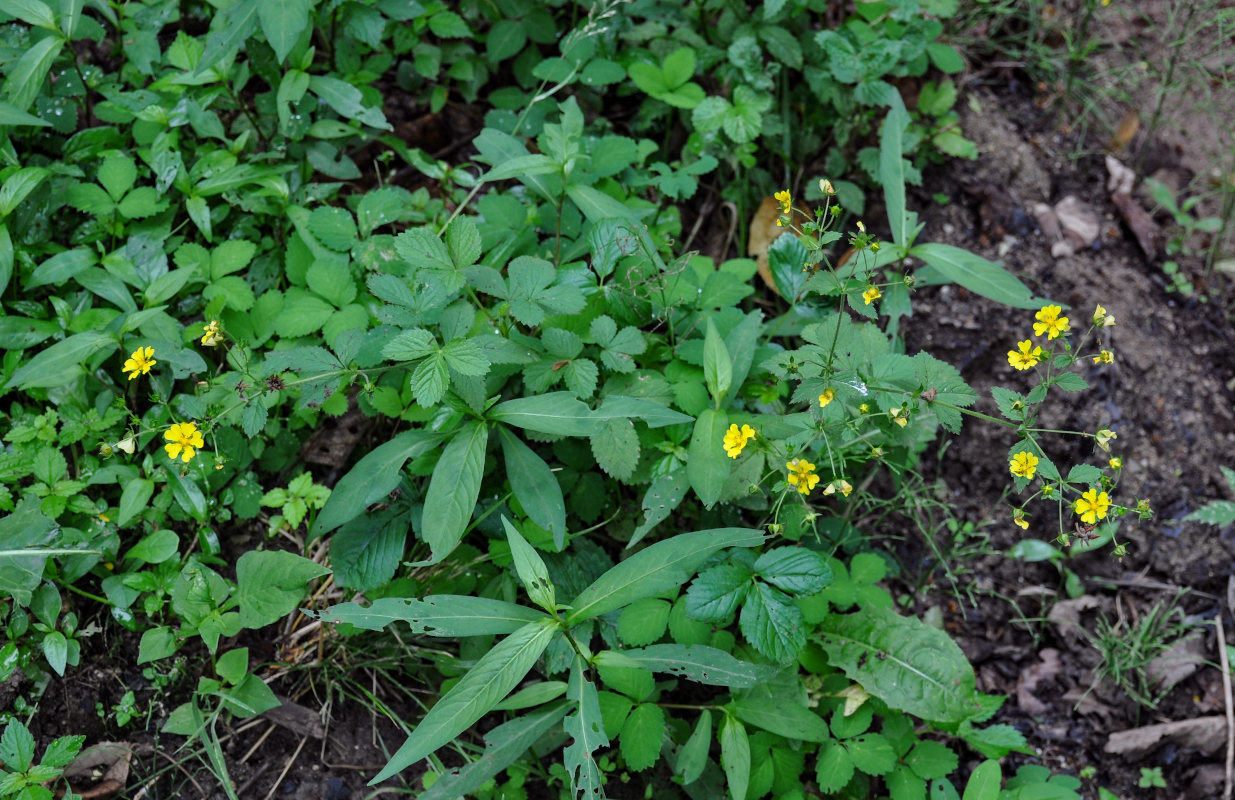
[502, 516, 556, 613]
[619, 644, 776, 688]
[563, 655, 608, 799]
[489, 392, 603, 437]
[371, 617, 557, 783]
[311, 429, 441, 537]
[498, 426, 566, 548]
[565, 528, 765, 625]
[420, 421, 488, 563]
[315, 595, 546, 636]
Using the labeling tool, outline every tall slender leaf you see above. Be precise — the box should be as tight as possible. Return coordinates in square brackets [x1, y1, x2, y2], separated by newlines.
[317, 595, 547, 636]
[620, 644, 776, 688]
[719, 715, 750, 800]
[880, 94, 909, 246]
[563, 655, 608, 799]
[370, 618, 557, 783]
[489, 392, 602, 436]
[502, 516, 556, 613]
[687, 409, 730, 508]
[311, 429, 441, 537]
[0, 35, 62, 112]
[911, 243, 1043, 310]
[420, 421, 488, 563]
[498, 426, 566, 548]
[566, 527, 765, 624]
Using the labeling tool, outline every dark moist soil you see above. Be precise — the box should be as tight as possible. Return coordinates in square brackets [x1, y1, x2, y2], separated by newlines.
[897, 80, 1235, 800]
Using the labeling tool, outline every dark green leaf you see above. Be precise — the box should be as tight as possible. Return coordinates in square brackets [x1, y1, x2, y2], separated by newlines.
[739, 582, 806, 664]
[234, 550, 329, 629]
[317, 594, 546, 636]
[620, 703, 665, 771]
[312, 429, 440, 537]
[677, 711, 711, 784]
[420, 421, 488, 563]
[754, 547, 833, 594]
[687, 408, 730, 508]
[498, 426, 566, 547]
[719, 715, 750, 800]
[621, 644, 776, 688]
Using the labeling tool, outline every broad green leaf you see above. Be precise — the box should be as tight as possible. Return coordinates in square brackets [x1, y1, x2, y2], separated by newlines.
[566, 527, 765, 624]
[138, 627, 179, 663]
[880, 94, 909, 246]
[116, 478, 154, 527]
[816, 741, 854, 793]
[849, 734, 897, 775]
[685, 563, 752, 622]
[768, 233, 809, 301]
[234, 550, 329, 629]
[590, 418, 638, 481]
[371, 618, 557, 782]
[566, 183, 637, 223]
[703, 318, 732, 404]
[419, 703, 569, 800]
[258, 0, 311, 63]
[616, 598, 669, 646]
[719, 715, 750, 800]
[420, 421, 488, 563]
[0, 718, 35, 771]
[502, 516, 555, 613]
[316, 595, 546, 636]
[124, 528, 179, 564]
[962, 760, 1001, 800]
[563, 655, 608, 799]
[687, 408, 730, 508]
[309, 74, 392, 130]
[4, 331, 116, 390]
[1, 35, 62, 112]
[754, 547, 833, 595]
[911, 243, 1041, 309]
[816, 606, 982, 723]
[906, 740, 958, 780]
[677, 711, 711, 784]
[489, 392, 602, 437]
[41, 630, 67, 674]
[194, 0, 259, 76]
[0, 0, 56, 30]
[0, 166, 49, 218]
[620, 703, 665, 771]
[497, 426, 566, 548]
[620, 644, 776, 688]
[331, 510, 406, 593]
[311, 429, 441, 537]
[732, 690, 828, 742]
[739, 582, 806, 664]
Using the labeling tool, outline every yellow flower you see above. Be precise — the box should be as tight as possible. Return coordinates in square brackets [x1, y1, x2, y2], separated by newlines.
[1033, 304, 1070, 340]
[1094, 429, 1117, 452]
[1042, 485, 1055, 498]
[818, 389, 835, 408]
[1092, 349, 1113, 364]
[1009, 451, 1039, 479]
[824, 479, 853, 497]
[723, 423, 755, 458]
[819, 179, 836, 196]
[862, 285, 882, 305]
[1013, 509, 1029, 530]
[774, 190, 791, 226]
[201, 320, 224, 347]
[1092, 305, 1109, 326]
[859, 403, 870, 413]
[1073, 487, 1111, 524]
[1007, 339, 1043, 371]
[164, 421, 205, 463]
[856, 220, 866, 233]
[889, 407, 908, 427]
[1109, 457, 1122, 469]
[122, 347, 156, 380]
[786, 458, 820, 495]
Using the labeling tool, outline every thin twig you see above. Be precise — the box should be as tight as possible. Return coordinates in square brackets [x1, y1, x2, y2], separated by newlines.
[239, 723, 277, 765]
[1216, 612, 1234, 800]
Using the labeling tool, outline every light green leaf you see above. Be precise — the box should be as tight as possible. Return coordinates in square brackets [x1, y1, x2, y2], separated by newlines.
[687, 408, 730, 508]
[420, 421, 488, 563]
[317, 594, 546, 636]
[194, 0, 258, 76]
[234, 550, 329, 629]
[962, 760, 1002, 800]
[258, 0, 311, 63]
[309, 74, 392, 130]
[419, 704, 569, 800]
[677, 711, 711, 784]
[0, 166, 49, 218]
[566, 527, 765, 624]
[41, 630, 67, 674]
[816, 606, 982, 723]
[4, 331, 116, 390]
[1, 35, 62, 112]
[563, 655, 609, 799]
[620, 703, 665, 771]
[720, 715, 750, 800]
[0, 0, 56, 30]
[124, 528, 179, 564]
[911, 243, 1041, 309]
[620, 644, 776, 688]
[497, 426, 566, 549]
[880, 94, 910, 246]
[502, 516, 555, 613]
[117, 479, 154, 528]
[703, 318, 732, 404]
[489, 392, 602, 437]
[371, 618, 557, 782]
[732, 689, 828, 742]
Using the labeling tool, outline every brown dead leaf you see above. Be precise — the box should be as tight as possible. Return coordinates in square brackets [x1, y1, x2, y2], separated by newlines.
[1016, 648, 1062, 716]
[748, 196, 810, 296]
[61, 742, 132, 799]
[1062, 687, 1117, 723]
[1104, 716, 1226, 758]
[1146, 631, 1206, 691]
[1106, 156, 1162, 258]
[1047, 595, 1101, 646]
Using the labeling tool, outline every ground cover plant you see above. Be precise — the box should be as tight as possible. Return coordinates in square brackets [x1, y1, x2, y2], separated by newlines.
[0, 0, 1231, 799]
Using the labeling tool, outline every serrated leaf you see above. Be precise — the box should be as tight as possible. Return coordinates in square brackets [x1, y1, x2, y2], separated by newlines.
[754, 547, 833, 595]
[0, 718, 35, 771]
[616, 598, 670, 646]
[383, 327, 438, 361]
[815, 741, 854, 794]
[372, 618, 557, 782]
[849, 734, 896, 775]
[590, 418, 638, 481]
[739, 582, 806, 664]
[446, 216, 482, 268]
[395, 227, 453, 271]
[620, 703, 665, 771]
[906, 740, 958, 780]
[685, 563, 752, 623]
[1185, 500, 1235, 526]
[817, 606, 981, 723]
[410, 354, 448, 406]
[441, 338, 489, 377]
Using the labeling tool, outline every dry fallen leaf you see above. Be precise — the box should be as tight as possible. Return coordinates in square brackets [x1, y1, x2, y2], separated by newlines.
[1105, 716, 1226, 758]
[1105, 155, 1162, 258]
[1016, 648, 1062, 716]
[1109, 109, 1140, 151]
[748, 196, 810, 295]
[61, 741, 132, 799]
[1146, 631, 1206, 691]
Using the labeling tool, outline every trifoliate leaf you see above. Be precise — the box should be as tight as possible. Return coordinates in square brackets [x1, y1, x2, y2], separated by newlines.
[754, 547, 833, 595]
[739, 581, 806, 664]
